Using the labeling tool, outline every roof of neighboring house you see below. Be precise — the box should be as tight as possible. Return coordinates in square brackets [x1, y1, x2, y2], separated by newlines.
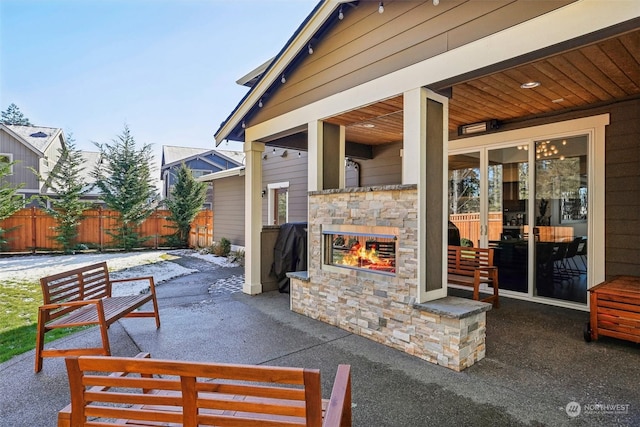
[197, 165, 245, 182]
[43, 150, 101, 196]
[161, 145, 244, 171]
[1, 124, 64, 155]
[162, 146, 211, 166]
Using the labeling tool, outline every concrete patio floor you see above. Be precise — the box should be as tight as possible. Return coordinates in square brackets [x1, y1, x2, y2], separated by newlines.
[1, 256, 638, 426]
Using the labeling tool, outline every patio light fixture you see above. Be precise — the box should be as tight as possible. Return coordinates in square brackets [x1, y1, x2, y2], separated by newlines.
[520, 81, 540, 89]
[308, 43, 313, 55]
[281, 74, 286, 84]
[379, 2, 384, 13]
[339, 6, 344, 20]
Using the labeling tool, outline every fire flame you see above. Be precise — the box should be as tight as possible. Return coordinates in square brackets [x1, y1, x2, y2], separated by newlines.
[339, 244, 394, 271]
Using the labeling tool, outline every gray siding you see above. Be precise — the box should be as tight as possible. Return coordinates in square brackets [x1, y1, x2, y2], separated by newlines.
[356, 142, 402, 187]
[252, 0, 573, 126]
[261, 149, 309, 224]
[0, 129, 41, 190]
[213, 174, 245, 246]
[604, 99, 640, 277]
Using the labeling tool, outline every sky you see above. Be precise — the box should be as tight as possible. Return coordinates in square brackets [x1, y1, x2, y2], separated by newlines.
[0, 0, 318, 173]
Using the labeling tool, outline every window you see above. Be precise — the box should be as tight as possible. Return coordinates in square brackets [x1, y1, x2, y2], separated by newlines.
[0, 153, 13, 174]
[267, 182, 289, 225]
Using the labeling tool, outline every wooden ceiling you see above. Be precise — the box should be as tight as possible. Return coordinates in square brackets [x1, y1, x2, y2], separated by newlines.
[324, 29, 640, 146]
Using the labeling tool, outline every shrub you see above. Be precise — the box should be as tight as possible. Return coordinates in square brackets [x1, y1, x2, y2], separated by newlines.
[211, 237, 231, 257]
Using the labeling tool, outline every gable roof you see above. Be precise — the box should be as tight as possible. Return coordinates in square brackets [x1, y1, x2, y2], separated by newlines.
[161, 145, 244, 172]
[1, 124, 64, 155]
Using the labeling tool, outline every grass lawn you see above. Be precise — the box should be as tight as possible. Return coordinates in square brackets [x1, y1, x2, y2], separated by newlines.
[0, 279, 81, 363]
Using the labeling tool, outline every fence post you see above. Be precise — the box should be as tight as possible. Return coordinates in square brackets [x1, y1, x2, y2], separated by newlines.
[31, 206, 37, 253]
[99, 206, 104, 251]
[155, 209, 159, 249]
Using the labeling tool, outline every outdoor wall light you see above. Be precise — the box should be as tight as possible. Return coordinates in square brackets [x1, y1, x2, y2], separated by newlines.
[281, 150, 288, 158]
[458, 119, 499, 136]
[261, 190, 266, 198]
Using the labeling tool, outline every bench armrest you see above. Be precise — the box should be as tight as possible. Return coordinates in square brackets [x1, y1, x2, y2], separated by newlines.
[323, 364, 352, 427]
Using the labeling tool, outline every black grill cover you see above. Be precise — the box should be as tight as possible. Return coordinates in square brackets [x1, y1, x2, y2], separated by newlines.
[271, 222, 308, 293]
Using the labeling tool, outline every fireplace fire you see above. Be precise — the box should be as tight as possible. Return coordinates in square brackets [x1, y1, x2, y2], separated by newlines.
[323, 226, 397, 276]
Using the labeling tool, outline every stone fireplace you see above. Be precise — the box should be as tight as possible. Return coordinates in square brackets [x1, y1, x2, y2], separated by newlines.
[289, 184, 491, 372]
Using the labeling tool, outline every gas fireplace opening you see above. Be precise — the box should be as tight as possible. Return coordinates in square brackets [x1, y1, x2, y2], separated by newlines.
[323, 225, 398, 276]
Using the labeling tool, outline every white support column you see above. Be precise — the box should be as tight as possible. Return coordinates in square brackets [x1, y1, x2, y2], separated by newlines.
[404, 87, 449, 303]
[308, 121, 323, 191]
[243, 139, 265, 295]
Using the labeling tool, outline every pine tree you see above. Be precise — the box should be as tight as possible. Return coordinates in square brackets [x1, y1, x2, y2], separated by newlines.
[34, 135, 92, 253]
[1, 103, 31, 125]
[165, 163, 207, 248]
[0, 160, 24, 248]
[92, 125, 159, 250]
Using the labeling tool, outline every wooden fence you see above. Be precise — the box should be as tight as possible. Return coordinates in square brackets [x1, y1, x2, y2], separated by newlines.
[0, 207, 213, 253]
[449, 212, 503, 246]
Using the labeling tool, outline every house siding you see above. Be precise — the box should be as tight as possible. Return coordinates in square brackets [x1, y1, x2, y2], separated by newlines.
[251, 0, 573, 126]
[0, 129, 41, 191]
[262, 150, 308, 224]
[213, 175, 245, 246]
[604, 99, 640, 277]
[356, 142, 403, 187]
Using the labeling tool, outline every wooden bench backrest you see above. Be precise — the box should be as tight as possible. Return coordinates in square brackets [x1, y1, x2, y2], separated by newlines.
[40, 262, 111, 322]
[447, 246, 495, 278]
[65, 356, 325, 427]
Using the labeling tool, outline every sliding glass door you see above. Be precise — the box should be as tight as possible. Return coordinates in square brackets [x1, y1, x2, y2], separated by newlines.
[448, 135, 589, 305]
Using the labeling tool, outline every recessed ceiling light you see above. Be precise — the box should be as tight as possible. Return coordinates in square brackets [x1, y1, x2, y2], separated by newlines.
[520, 81, 540, 89]
[552, 98, 565, 103]
[361, 123, 375, 128]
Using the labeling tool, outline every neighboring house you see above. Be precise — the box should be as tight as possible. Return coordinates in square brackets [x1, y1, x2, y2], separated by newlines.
[212, 1, 640, 368]
[160, 145, 244, 208]
[197, 166, 246, 247]
[0, 124, 66, 206]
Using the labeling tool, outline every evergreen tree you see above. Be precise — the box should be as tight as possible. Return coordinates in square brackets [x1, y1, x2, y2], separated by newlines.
[165, 163, 207, 248]
[34, 135, 92, 253]
[92, 125, 159, 250]
[0, 160, 24, 248]
[1, 103, 31, 125]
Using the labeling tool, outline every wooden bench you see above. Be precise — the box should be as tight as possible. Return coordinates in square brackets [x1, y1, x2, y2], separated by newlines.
[35, 261, 161, 372]
[447, 245, 499, 308]
[57, 353, 352, 427]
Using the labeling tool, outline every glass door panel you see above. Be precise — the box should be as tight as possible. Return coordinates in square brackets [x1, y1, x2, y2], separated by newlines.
[487, 146, 529, 293]
[448, 152, 481, 248]
[533, 136, 588, 303]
